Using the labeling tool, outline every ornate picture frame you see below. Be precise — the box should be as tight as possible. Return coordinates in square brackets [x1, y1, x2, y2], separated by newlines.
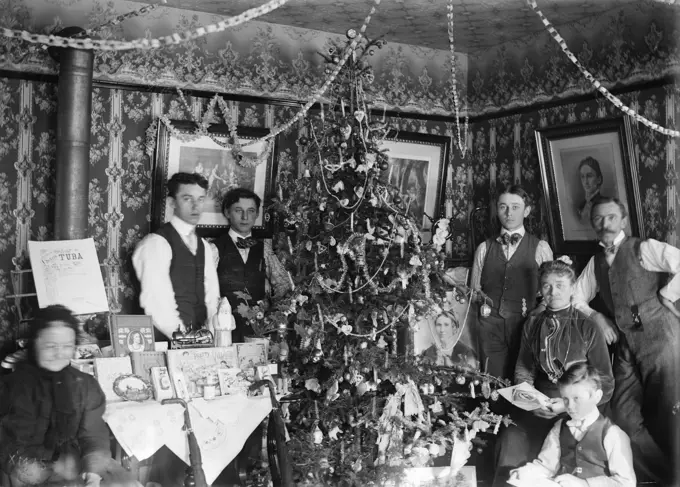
[379, 131, 450, 241]
[535, 117, 643, 255]
[152, 120, 279, 238]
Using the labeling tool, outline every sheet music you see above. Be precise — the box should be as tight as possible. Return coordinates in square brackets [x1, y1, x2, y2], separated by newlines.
[28, 238, 109, 314]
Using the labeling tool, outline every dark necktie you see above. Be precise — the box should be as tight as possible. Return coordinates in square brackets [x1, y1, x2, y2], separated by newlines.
[236, 236, 257, 249]
[500, 233, 522, 246]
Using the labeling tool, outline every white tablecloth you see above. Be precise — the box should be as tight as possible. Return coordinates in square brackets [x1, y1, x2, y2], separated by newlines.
[103, 395, 272, 484]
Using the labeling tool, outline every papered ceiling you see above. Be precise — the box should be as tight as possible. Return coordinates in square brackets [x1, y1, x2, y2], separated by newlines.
[132, 0, 647, 53]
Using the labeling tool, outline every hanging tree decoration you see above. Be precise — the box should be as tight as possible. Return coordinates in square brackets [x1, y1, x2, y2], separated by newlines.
[447, 0, 471, 158]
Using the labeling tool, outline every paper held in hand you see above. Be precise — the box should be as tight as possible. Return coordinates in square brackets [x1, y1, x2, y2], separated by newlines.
[498, 382, 551, 411]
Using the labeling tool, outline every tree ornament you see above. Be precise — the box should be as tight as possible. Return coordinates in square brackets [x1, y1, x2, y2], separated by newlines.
[428, 444, 440, 456]
[393, 195, 402, 205]
[379, 160, 389, 171]
[298, 135, 309, 146]
[491, 390, 500, 401]
[456, 375, 466, 385]
[480, 303, 491, 317]
[346, 28, 357, 39]
[313, 425, 324, 444]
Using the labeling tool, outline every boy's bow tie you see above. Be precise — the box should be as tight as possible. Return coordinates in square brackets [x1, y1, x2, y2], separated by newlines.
[499, 233, 521, 246]
[236, 236, 257, 249]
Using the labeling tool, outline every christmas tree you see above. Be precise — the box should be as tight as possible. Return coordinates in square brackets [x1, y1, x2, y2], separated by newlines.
[267, 32, 510, 486]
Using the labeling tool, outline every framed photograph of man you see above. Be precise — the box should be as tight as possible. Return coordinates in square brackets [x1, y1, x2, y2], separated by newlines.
[379, 132, 450, 241]
[535, 117, 643, 255]
[152, 120, 279, 238]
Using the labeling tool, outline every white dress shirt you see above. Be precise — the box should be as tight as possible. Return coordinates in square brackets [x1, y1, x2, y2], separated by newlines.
[132, 216, 220, 339]
[514, 408, 636, 487]
[470, 226, 554, 290]
[573, 231, 680, 316]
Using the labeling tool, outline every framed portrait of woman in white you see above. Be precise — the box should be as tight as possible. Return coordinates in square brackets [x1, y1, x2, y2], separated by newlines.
[535, 117, 643, 255]
[411, 268, 479, 369]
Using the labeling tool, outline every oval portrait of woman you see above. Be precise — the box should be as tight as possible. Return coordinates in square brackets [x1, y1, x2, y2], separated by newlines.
[127, 330, 146, 353]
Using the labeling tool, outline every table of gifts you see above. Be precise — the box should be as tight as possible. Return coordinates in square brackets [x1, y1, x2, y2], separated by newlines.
[103, 394, 272, 484]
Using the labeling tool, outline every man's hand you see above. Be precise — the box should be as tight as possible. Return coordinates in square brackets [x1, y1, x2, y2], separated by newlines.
[660, 295, 680, 318]
[590, 312, 618, 344]
[554, 473, 588, 487]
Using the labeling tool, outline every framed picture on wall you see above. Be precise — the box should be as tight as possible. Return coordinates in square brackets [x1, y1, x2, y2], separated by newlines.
[535, 117, 643, 255]
[379, 131, 450, 241]
[152, 120, 279, 238]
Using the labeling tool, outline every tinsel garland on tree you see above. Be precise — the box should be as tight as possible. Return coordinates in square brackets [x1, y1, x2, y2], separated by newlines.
[264, 32, 511, 486]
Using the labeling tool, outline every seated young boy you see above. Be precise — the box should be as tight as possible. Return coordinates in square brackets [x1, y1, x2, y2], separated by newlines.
[509, 362, 635, 487]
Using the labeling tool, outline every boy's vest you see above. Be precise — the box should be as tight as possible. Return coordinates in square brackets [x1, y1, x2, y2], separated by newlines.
[214, 233, 267, 341]
[480, 234, 540, 318]
[155, 223, 207, 331]
[559, 414, 612, 478]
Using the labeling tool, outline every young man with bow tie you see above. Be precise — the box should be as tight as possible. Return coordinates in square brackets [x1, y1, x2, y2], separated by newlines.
[509, 363, 635, 487]
[212, 188, 291, 342]
[572, 196, 680, 485]
[132, 172, 220, 340]
[470, 185, 553, 379]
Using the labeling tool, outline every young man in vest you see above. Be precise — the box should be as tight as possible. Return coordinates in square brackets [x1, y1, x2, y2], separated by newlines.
[572, 196, 680, 485]
[470, 184, 553, 379]
[509, 363, 636, 486]
[212, 187, 291, 342]
[132, 172, 220, 340]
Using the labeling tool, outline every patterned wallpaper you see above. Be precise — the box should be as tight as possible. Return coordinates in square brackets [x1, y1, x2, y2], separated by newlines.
[469, 84, 679, 264]
[468, 3, 679, 116]
[0, 0, 467, 117]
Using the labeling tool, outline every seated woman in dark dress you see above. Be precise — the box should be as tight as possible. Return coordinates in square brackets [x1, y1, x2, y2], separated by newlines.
[0, 305, 141, 487]
[492, 258, 614, 487]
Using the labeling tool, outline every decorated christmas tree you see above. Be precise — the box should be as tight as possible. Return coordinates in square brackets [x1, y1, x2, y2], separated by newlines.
[265, 32, 511, 486]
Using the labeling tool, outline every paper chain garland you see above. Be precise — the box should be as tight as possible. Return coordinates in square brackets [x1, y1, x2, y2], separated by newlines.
[0, 0, 290, 51]
[446, 0, 470, 158]
[526, 0, 680, 138]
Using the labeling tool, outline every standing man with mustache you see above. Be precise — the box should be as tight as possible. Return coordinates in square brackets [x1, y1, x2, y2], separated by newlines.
[471, 185, 553, 380]
[572, 196, 680, 485]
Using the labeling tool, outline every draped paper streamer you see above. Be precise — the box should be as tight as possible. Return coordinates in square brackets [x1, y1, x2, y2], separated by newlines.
[0, 0, 291, 51]
[242, 0, 382, 149]
[525, 0, 680, 138]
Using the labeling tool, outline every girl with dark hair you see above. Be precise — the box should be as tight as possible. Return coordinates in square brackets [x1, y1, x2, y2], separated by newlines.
[0, 305, 141, 487]
[492, 258, 614, 487]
